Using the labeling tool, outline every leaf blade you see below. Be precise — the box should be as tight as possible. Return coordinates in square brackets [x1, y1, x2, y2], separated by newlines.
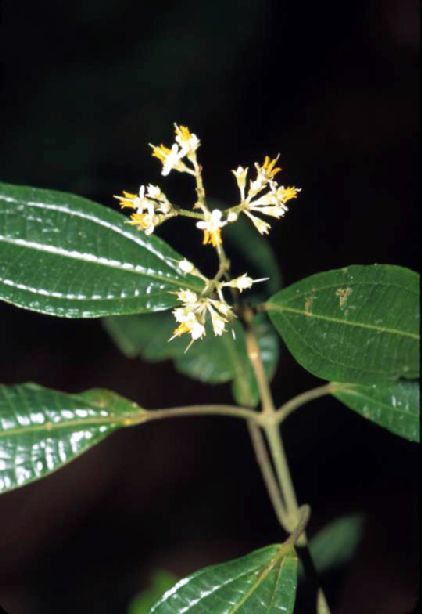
[0, 383, 144, 493]
[0, 182, 204, 318]
[267, 265, 419, 383]
[150, 545, 298, 613]
[309, 514, 364, 575]
[333, 380, 420, 442]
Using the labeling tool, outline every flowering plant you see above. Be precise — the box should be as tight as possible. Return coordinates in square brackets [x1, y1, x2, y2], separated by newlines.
[0, 125, 419, 613]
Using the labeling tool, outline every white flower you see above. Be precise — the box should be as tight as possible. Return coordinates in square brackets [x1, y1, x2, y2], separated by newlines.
[114, 185, 149, 210]
[196, 209, 226, 247]
[177, 259, 207, 281]
[244, 211, 271, 235]
[162, 143, 183, 176]
[250, 184, 301, 218]
[178, 259, 195, 274]
[234, 274, 254, 291]
[175, 124, 200, 160]
[232, 166, 248, 200]
[128, 212, 155, 234]
[247, 156, 282, 199]
[150, 143, 188, 176]
[150, 124, 199, 175]
[170, 289, 234, 347]
[212, 300, 232, 318]
[176, 289, 198, 305]
[223, 274, 268, 293]
[208, 305, 227, 336]
[189, 318, 206, 340]
[146, 184, 164, 200]
[115, 182, 175, 236]
[235, 156, 301, 234]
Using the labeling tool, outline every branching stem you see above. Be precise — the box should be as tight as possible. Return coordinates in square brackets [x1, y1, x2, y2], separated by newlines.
[245, 320, 331, 610]
[275, 384, 333, 425]
[127, 404, 259, 427]
[177, 208, 204, 220]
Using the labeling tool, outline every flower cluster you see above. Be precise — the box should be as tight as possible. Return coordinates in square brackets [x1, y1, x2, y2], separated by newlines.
[150, 124, 200, 176]
[232, 156, 301, 235]
[170, 273, 265, 347]
[114, 185, 174, 235]
[171, 289, 234, 347]
[114, 124, 300, 347]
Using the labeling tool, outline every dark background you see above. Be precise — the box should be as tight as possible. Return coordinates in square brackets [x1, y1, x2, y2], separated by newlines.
[0, 1, 419, 612]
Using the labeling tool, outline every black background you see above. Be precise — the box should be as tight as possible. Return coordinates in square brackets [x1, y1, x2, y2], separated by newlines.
[0, 1, 419, 612]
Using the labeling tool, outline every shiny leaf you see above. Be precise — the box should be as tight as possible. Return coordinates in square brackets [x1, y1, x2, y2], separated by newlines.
[0, 384, 144, 493]
[104, 313, 279, 407]
[267, 265, 419, 383]
[333, 380, 420, 442]
[150, 544, 298, 613]
[309, 514, 364, 575]
[0, 182, 204, 318]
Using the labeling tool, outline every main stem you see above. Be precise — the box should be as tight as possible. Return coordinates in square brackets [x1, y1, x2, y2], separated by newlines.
[245, 322, 297, 533]
[246, 322, 331, 611]
[247, 421, 288, 529]
[265, 423, 301, 533]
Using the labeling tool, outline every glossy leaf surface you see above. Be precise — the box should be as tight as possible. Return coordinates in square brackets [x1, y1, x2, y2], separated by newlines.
[104, 313, 279, 407]
[0, 182, 204, 318]
[267, 265, 419, 383]
[0, 384, 144, 493]
[309, 514, 364, 575]
[333, 380, 420, 442]
[150, 545, 298, 613]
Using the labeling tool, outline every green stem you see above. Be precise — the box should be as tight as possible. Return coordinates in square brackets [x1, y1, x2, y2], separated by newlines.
[275, 384, 333, 425]
[127, 404, 259, 427]
[265, 422, 300, 533]
[244, 321, 331, 609]
[215, 244, 231, 282]
[287, 504, 311, 547]
[247, 421, 289, 528]
[192, 156, 207, 210]
[245, 319, 275, 415]
[177, 208, 205, 220]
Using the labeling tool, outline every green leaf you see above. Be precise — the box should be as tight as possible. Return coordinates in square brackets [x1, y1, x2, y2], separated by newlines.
[267, 265, 420, 383]
[105, 311, 230, 379]
[104, 313, 279, 407]
[0, 182, 204, 318]
[332, 380, 420, 442]
[128, 572, 177, 614]
[149, 544, 298, 613]
[0, 383, 144, 493]
[309, 515, 364, 575]
[104, 311, 184, 362]
[223, 215, 282, 296]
